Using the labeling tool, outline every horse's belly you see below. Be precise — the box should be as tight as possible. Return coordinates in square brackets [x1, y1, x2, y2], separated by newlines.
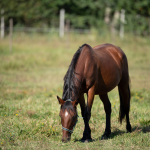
[95, 66, 121, 94]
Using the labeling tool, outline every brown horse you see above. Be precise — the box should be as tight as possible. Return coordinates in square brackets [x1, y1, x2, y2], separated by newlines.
[57, 43, 131, 142]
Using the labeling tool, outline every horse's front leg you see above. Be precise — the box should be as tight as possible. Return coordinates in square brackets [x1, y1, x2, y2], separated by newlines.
[79, 94, 86, 118]
[81, 86, 95, 142]
[78, 94, 90, 141]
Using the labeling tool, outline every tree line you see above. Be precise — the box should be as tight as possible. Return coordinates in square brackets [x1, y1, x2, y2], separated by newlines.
[1, 0, 150, 35]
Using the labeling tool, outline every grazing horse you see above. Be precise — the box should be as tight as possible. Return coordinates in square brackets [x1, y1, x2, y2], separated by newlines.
[57, 43, 131, 142]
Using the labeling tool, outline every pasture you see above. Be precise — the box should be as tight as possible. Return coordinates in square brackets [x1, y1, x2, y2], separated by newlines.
[0, 33, 150, 149]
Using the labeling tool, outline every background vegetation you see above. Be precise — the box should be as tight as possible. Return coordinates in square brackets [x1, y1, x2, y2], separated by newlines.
[1, 0, 150, 35]
[0, 33, 150, 149]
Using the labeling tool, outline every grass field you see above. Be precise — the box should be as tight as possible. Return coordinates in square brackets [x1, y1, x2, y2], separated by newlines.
[0, 33, 150, 149]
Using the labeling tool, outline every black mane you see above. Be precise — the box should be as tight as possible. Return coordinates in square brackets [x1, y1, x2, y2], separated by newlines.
[62, 44, 87, 101]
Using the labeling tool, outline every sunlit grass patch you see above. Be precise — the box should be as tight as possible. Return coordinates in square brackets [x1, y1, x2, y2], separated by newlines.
[0, 33, 150, 149]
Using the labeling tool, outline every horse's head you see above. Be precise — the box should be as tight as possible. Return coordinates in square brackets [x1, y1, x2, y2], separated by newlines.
[57, 96, 78, 142]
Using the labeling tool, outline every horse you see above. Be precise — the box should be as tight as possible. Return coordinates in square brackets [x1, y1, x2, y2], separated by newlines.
[57, 43, 131, 142]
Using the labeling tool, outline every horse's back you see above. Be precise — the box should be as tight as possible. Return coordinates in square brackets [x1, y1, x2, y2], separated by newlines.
[93, 43, 125, 61]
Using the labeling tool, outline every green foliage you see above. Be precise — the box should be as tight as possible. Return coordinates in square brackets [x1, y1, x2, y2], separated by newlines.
[0, 0, 150, 35]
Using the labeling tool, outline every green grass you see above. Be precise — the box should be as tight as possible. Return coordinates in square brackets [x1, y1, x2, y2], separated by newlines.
[0, 33, 150, 149]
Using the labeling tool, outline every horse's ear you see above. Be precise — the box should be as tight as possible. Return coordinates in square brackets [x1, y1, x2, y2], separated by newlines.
[71, 100, 78, 107]
[57, 96, 64, 105]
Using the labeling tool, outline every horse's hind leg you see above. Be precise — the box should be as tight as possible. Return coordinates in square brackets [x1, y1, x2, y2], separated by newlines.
[99, 94, 111, 139]
[118, 84, 131, 132]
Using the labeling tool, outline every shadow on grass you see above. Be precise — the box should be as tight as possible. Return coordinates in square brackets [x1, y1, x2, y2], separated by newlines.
[109, 125, 150, 140]
[109, 125, 150, 139]
[74, 129, 126, 142]
[109, 129, 126, 139]
[74, 125, 150, 143]
[132, 125, 150, 133]
[74, 138, 95, 143]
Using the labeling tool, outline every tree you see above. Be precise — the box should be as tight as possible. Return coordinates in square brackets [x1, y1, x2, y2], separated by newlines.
[0, 0, 150, 35]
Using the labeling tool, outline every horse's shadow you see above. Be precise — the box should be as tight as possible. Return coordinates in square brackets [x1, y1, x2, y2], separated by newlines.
[131, 125, 150, 133]
[103, 125, 150, 140]
[100, 125, 150, 140]
[74, 125, 150, 143]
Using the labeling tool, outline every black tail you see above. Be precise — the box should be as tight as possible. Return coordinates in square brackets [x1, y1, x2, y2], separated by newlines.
[118, 85, 131, 124]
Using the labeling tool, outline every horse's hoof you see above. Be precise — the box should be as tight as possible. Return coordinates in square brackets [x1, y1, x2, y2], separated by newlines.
[101, 133, 110, 140]
[127, 130, 132, 133]
[101, 135, 108, 140]
[126, 124, 132, 133]
[101, 130, 111, 140]
[80, 138, 92, 143]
